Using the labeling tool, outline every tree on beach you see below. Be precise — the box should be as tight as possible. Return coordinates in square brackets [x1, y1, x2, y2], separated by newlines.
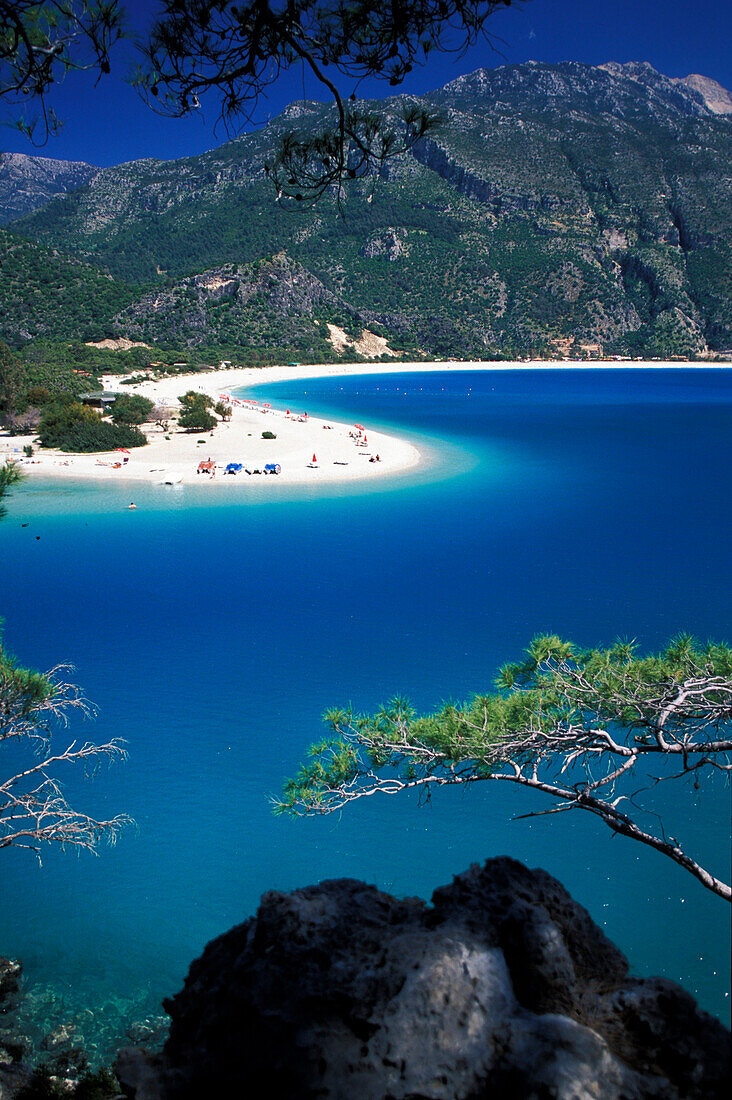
[0, 625, 131, 857]
[278, 635, 732, 901]
[110, 392, 154, 426]
[178, 389, 217, 431]
[37, 397, 146, 451]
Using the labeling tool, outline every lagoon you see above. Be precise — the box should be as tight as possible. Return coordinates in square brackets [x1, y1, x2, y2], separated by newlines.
[1, 367, 730, 1059]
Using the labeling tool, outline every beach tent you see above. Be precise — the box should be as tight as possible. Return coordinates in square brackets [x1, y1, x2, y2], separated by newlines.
[225, 462, 243, 474]
[264, 463, 281, 474]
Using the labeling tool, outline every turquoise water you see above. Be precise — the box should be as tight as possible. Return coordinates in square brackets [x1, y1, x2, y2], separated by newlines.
[1, 368, 730, 1058]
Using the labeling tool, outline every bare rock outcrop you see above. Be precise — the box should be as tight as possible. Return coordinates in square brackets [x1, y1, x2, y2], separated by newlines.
[0, 153, 98, 225]
[119, 858, 730, 1099]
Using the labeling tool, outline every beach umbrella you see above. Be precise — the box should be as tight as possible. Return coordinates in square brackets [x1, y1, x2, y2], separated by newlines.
[312, 454, 317, 462]
[115, 448, 131, 454]
[286, 409, 290, 415]
[262, 403, 272, 408]
[354, 423, 365, 430]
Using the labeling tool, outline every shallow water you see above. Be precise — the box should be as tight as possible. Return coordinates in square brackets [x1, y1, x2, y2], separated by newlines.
[1, 368, 730, 1059]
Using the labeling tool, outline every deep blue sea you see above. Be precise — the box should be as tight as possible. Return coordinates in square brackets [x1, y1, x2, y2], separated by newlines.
[1, 368, 730, 1058]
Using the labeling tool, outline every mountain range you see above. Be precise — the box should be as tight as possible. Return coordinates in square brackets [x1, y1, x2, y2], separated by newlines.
[1, 60, 730, 362]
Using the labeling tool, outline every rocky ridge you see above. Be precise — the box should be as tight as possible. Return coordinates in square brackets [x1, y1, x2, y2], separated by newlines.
[3, 60, 731, 359]
[0, 153, 98, 225]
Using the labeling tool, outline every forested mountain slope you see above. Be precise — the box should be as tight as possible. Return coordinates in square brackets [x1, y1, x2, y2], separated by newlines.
[0, 228, 133, 344]
[5, 61, 731, 360]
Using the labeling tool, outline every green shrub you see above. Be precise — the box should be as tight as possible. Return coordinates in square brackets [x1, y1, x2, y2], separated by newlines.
[73, 1068, 120, 1099]
[178, 390, 217, 431]
[262, 430, 277, 439]
[178, 408, 216, 430]
[38, 401, 146, 452]
[110, 393, 154, 426]
[23, 444, 33, 457]
[25, 385, 51, 406]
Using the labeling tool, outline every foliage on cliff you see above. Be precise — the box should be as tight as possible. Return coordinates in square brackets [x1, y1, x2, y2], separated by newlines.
[0, 626, 131, 855]
[280, 635, 732, 900]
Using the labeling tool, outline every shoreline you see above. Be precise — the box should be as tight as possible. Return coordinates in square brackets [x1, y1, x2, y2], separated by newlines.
[2, 358, 726, 489]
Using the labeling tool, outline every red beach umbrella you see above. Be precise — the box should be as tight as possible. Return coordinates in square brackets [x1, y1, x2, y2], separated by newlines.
[312, 454, 317, 463]
[115, 448, 131, 454]
[354, 423, 365, 430]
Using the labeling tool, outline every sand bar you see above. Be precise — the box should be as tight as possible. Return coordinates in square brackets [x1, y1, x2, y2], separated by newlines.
[1, 359, 724, 488]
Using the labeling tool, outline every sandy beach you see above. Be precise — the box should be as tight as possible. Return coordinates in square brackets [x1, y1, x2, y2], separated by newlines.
[1, 358, 723, 488]
[1, 361, 425, 487]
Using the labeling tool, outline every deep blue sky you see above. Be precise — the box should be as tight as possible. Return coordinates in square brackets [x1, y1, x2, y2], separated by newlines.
[2, 0, 730, 166]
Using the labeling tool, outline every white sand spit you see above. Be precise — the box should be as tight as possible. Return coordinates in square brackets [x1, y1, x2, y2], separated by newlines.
[2, 359, 724, 490]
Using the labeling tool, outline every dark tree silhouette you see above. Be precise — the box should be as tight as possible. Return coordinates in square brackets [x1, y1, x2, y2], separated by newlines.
[0, 0, 123, 141]
[141, 1, 521, 202]
[1, 1, 523, 194]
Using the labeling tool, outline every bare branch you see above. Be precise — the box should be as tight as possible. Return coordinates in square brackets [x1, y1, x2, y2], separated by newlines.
[1, 640, 131, 859]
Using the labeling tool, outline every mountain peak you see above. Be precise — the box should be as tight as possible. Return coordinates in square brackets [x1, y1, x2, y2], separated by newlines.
[679, 73, 732, 114]
[435, 60, 723, 124]
[0, 151, 98, 225]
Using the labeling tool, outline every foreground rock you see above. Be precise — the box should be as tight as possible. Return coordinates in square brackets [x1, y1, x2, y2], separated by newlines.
[117, 857, 730, 1099]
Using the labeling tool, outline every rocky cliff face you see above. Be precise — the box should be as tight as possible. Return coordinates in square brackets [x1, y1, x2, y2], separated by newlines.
[678, 74, 732, 114]
[112, 253, 358, 356]
[115, 857, 730, 1100]
[0, 153, 98, 225]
